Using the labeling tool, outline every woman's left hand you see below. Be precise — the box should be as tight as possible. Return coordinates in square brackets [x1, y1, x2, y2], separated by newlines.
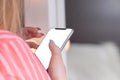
[47, 40, 67, 80]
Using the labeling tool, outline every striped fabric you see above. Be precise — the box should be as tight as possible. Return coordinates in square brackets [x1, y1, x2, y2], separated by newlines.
[0, 30, 51, 80]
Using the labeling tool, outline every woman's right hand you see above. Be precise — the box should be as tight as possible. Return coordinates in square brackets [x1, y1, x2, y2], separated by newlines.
[22, 27, 44, 40]
[47, 40, 67, 80]
[20, 27, 44, 49]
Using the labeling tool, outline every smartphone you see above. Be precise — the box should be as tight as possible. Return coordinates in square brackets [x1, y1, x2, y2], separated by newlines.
[35, 28, 74, 69]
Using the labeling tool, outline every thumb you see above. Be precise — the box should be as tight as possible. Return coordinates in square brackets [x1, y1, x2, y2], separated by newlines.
[49, 40, 61, 56]
[48, 40, 66, 80]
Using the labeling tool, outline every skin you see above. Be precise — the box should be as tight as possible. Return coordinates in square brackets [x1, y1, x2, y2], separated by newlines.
[21, 27, 44, 49]
[23, 27, 67, 80]
[48, 40, 67, 80]
[22, 27, 44, 40]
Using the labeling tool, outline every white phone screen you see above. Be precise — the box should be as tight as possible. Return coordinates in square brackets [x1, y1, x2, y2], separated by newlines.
[35, 28, 73, 69]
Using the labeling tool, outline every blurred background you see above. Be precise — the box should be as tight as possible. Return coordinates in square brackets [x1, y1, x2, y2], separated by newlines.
[66, 0, 120, 80]
[24, 0, 120, 80]
[66, 0, 120, 44]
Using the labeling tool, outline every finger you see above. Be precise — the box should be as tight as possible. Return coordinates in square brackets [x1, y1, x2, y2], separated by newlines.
[25, 27, 38, 33]
[23, 27, 41, 35]
[23, 27, 44, 39]
[25, 26, 41, 30]
[26, 42, 39, 49]
[48, 40, 67, 80]
[37, 27, 41, 30]
[49, 40, 61, 56]
[32, 32, 44, 38]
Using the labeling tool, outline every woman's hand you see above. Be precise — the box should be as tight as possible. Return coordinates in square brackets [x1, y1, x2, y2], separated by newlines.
[48, 40, 67, 80]
[22, 27, 44, 39]
[21, 27, 44, 49]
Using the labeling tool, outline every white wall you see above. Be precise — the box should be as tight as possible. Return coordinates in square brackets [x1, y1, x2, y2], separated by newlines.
[24, 0, 49, 32]
[24, 0, 66, 30]
[48, 0, 66, 28]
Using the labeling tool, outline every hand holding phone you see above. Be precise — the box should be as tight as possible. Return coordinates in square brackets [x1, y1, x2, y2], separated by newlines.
[35, 28, 74, 69]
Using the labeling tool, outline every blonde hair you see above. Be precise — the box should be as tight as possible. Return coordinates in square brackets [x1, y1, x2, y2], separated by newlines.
[0, 0, 24, 33]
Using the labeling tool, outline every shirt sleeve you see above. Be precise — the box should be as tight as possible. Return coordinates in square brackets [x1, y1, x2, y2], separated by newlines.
[0, 31, 51, 80]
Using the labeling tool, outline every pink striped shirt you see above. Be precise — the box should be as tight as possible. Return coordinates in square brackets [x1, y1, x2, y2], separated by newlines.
[0, 30, 51, 80]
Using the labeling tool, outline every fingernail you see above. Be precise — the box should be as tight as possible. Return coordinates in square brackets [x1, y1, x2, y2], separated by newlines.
[50, 40, 55, 44]
[37, 27, 41, 30]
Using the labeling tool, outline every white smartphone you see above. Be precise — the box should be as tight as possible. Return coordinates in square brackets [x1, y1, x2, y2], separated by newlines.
[35, 28, 74, 69]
